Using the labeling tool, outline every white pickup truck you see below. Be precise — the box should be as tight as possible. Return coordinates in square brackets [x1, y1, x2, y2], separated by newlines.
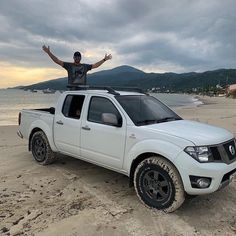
[17, 87, 236, 212]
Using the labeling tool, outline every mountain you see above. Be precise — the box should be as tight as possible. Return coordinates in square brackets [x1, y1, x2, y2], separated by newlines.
[87, 65, 145, 86]
[21, 65, 146, 91]
[21, 77, 66, 91]
[17, 65, 236, 92]
[90, 65, 144, 76]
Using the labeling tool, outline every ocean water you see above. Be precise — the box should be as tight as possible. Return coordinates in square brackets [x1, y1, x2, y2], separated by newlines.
[151, 93, 203, 108]
[0, 89, 60, 126]
[0, 89, 202, 126]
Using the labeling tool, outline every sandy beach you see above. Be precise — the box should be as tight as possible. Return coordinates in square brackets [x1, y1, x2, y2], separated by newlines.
[0, 96, 236, 236]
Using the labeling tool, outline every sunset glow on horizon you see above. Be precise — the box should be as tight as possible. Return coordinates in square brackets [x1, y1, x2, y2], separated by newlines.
[0, 61, 66, 89]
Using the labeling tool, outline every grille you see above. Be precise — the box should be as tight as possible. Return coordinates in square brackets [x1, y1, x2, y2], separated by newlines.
[209, 139, 236, 164]
[223, 140, 236, 161]
[210, 147, 221, 161]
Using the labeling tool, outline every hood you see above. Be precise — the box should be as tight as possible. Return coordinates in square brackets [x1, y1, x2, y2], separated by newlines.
[142, 120, 234, 146]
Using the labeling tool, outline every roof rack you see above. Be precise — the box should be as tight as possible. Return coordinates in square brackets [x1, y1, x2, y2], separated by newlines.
[67, 85, 145, 95]
[67, 85, 120, 95]
[110, 86, 144, 93]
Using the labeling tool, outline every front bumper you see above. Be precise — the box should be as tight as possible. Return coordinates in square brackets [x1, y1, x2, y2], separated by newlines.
[174, 151, 236, 195]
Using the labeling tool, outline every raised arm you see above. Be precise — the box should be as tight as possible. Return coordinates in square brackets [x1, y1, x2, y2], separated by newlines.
[42, 45, 64, 67]
[92, 54, 112, 69]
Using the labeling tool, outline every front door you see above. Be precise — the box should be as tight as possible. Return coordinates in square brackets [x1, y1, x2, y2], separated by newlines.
[81, 96, 126, 169]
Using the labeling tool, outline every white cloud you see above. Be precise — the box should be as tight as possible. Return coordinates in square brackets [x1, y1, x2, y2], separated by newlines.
[0, 0, 236, 73]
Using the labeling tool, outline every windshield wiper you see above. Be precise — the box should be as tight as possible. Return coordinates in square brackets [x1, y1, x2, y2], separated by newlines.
[156, 117, 181, 123]
[136, 119, 159, 125]
[137, 117, 181, 126]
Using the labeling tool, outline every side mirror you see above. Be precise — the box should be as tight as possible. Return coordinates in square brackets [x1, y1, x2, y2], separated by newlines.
[101, 113, 122, 127]
[49, 107, 55, 114]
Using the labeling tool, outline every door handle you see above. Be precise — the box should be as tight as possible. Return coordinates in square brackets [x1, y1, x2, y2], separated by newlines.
[82, 126, 91, 131]
[56, 120, 64, 125]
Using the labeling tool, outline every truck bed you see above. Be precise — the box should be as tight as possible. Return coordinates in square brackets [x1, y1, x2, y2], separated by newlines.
[32, 107, 55, 114]
[19, 107, 55, 141]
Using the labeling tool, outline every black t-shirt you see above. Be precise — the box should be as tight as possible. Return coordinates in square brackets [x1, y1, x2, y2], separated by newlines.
[63, 62, 92, 85]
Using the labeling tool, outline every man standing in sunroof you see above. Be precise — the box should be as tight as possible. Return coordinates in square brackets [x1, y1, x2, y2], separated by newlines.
[42, 45, 112, 87]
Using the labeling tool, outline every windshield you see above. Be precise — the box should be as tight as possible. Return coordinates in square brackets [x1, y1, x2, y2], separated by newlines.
[116, 95, 182, 126]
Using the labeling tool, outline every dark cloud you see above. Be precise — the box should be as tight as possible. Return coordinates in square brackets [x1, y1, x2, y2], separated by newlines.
[0, 0, 236, 72]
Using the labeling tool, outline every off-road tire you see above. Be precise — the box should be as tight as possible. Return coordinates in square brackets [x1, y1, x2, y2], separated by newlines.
[30, 131, 56, 165]
[134, 156, 185, 213]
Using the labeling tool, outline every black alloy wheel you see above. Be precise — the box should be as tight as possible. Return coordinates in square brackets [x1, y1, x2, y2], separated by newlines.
[142, 169, 172, 205]
[30, 131, 56, 165]
[134, 156, 185, 213]
[32, 135, 47, 162]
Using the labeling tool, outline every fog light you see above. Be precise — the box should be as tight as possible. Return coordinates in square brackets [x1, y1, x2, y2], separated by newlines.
[190, 176, 212, 188]
[196, 178, 211, 188]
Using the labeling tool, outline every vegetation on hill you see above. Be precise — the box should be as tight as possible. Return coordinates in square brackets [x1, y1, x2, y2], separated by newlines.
[18, 65, 236, 93]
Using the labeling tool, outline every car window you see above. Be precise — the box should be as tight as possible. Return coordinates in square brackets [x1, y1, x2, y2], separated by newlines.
[88, 96, 122, 125]
[62, 95, 85, 119]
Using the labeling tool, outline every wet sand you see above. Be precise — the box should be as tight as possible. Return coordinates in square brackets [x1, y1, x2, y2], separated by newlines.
[0, 96, 236, 236]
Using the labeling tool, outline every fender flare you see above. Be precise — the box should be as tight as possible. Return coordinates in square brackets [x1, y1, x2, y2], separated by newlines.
[124, 139, 183, 177]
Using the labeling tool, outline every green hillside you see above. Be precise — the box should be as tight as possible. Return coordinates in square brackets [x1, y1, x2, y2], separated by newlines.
[19, 65, 236, 92]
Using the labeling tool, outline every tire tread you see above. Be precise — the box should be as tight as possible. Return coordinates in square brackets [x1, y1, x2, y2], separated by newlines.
[134, 156, 185, 213]
[31, 131, 56, 165]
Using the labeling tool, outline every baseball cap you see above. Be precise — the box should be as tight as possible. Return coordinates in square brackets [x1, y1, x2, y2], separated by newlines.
[74, 51, 81, 58]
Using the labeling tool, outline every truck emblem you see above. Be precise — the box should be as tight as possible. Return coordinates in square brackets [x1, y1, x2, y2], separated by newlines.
[129, 134, 136, 139]
[229, 145, 235, 156]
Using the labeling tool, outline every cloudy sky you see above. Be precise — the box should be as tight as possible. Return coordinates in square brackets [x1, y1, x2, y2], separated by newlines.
[0, 0, 236, 88]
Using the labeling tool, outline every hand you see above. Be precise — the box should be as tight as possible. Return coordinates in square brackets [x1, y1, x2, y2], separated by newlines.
[104, 53, 112, 61]
[42, 45, 50, 54]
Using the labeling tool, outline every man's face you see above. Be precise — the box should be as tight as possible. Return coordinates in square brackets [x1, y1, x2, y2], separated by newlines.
[74, 56, 81, 64]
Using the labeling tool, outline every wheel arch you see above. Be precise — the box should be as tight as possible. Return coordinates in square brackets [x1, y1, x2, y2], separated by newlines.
[28, 127, 43, 151]
[129, 152, 181, 187]
[29, 127, 56, 165]
[133, 155, 185, 212]
[28, 120, 57, 152]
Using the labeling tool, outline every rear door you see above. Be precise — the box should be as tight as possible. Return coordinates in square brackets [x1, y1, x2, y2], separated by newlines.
[80, 95, 126, 169]
[54, 94, 85, 156]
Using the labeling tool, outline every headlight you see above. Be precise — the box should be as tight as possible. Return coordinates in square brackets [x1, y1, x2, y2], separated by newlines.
[184, 146, 213, 163]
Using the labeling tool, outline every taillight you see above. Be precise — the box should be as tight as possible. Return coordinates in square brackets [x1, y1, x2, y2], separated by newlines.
[18, 112, 21, 125]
